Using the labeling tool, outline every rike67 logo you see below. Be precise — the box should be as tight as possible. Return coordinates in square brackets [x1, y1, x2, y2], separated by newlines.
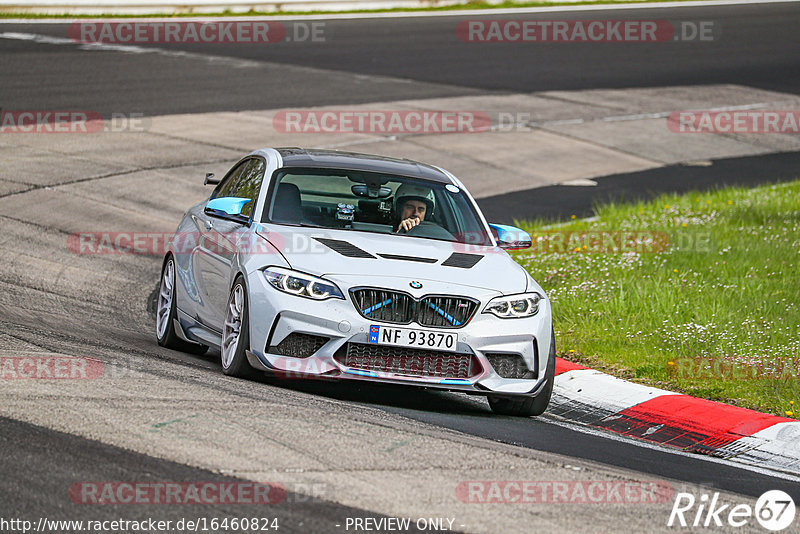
[668, 490, 796, 531]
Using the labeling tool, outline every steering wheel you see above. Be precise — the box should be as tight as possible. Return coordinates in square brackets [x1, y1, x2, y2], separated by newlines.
[404, 221, 455, 240]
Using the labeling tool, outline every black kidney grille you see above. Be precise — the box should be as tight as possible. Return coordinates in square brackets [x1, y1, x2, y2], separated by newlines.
[419, 296, 477, 328]
[334, 343, 480, 379]
[352, 289, 415, 324]
[351, 289, 477, 328]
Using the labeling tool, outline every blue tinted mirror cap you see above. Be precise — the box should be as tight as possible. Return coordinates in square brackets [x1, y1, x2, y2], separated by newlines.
[489, 223, 532, 250]
[206, 197, 251, 216]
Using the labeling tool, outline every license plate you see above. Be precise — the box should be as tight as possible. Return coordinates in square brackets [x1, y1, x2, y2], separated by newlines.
[368, 325, 458, 352]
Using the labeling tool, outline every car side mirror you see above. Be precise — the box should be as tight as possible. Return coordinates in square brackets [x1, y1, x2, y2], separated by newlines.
[204, 172, 220, 185]
[204, 197, 251, 225]
[489, 223, 532, 250]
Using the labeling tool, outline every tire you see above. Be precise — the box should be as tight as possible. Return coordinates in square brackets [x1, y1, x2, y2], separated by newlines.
[488, 329, 556, 417]
[221, 275, 257, 378]
[156, 255, 208, 355]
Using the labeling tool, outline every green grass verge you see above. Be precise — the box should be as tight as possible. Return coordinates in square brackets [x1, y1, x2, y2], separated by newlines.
[0, 0, 724, 18]
[513, 180, 800, 417]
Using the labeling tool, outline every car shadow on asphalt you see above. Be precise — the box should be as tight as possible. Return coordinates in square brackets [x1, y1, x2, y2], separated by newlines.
[254, 371, 493, 417]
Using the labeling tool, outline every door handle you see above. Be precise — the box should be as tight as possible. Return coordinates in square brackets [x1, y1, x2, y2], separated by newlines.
[204, 220, 213, 230]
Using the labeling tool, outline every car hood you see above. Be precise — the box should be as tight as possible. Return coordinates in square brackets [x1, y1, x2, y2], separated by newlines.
[258, 224, 529, 295]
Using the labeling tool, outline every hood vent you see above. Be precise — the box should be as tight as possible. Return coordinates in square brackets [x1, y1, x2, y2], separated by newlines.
[377, 253, 438, 264]
[442, 252, 483, 269]
[313, 238, 375, 259]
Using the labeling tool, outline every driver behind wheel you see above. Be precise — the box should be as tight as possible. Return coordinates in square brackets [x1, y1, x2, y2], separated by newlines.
[394, 184, 435, 233]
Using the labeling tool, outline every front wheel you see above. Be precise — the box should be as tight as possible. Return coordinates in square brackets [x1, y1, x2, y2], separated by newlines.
[221, 276, 257, 378]
[488, 330, 556, 417]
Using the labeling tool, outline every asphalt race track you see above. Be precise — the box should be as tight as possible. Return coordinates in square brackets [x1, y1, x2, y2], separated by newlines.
[1, 2, 800, 532]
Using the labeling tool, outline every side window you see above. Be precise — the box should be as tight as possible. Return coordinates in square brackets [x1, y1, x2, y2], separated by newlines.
[230, 159, 266, 218]
[211, 158, 266, 218]
[212, 160, 248, 200]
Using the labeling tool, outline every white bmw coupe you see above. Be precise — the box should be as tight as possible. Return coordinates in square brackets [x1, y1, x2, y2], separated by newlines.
[156, 148, 554, 416]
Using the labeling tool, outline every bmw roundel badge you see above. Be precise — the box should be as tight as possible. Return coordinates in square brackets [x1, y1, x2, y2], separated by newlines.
[410, 281, 423, 289]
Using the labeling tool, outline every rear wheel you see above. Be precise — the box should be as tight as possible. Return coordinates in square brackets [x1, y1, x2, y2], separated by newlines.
[221, 276, 257, 378]
[488, 330, 556, 417]
[156, 255, 208, 355]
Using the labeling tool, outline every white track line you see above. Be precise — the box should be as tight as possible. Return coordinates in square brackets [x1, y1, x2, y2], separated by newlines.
[0, 31, 266, 67]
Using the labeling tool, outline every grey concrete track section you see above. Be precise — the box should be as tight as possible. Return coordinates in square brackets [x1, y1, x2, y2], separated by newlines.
[2, 83, 798, 201]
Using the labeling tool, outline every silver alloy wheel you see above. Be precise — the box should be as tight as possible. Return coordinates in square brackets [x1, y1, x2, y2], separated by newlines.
[222, 284, 244, 369]
[156, 259, 174, 340]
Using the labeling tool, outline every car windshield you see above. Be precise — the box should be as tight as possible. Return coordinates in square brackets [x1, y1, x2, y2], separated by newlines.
[263, 168, 492, 246]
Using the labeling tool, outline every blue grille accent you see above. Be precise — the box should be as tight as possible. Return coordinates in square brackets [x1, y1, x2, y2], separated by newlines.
[351, 289, 478, 329]
[427, 302, 461, 326]
[362, 298, 393, 316]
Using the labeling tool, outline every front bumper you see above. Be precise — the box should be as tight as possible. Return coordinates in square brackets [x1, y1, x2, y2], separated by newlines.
[245, 271, 553, 397]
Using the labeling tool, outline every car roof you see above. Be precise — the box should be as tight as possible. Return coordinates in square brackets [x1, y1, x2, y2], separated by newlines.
[270, 147, 453, 184]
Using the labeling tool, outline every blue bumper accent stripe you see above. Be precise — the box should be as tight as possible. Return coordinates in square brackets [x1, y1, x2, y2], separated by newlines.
[439, 378, 471, 385]
[345, 369, 378, 378]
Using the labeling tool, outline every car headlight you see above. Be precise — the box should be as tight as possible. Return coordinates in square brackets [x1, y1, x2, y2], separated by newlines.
[263, 267, 344, 300]
[483, 292, 544, 318]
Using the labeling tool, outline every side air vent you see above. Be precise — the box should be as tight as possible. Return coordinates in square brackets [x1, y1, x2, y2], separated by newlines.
[442, 252, 483, 269]
[269, 333, 329, 358]
[485, 353, 536, 379]
[313, 238, 375, 259]
[377, 253, 438, 263]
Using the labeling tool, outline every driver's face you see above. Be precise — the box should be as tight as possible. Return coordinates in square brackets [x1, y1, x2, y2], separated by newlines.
[401, 200, 427, 221]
